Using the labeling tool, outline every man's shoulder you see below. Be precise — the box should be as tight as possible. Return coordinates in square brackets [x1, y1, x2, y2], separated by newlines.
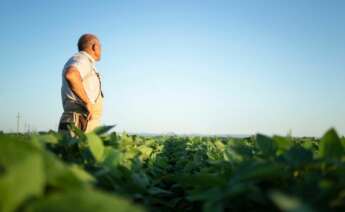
[64, 52, 90, 70]
[69, 52, 90, 64]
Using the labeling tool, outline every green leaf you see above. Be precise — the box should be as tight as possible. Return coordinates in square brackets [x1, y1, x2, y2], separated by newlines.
[269, 191, 313, 212]
[300, 139, 316, 151]
[214, 140, 225, 151]
[187, 187, 223, 202]
[93, 125, 116, 136]
[42, 152, 91, 189]
[227, 182, 254, 195]
[102, 147, 122, 167]
[35, 134, 59, 144]
[138, 146, 153, 160]
[273, 136, 293, 153]
[24, 189, 144, 212]
[173, 173, 226, 188]
[232, 161, 285, 182]
[255, 134, 277, 157]
[86, 133, 105, 162]
[203, 201, 223, 212]
[319, 128, 344, 160]
[341, 137, 345, 148]
[282, 146, 313, 167]
[147, 187, 172, 195]
[224, 139, 252, 163]
[69, 165, 94, 183]
[0, 136, 45, 212]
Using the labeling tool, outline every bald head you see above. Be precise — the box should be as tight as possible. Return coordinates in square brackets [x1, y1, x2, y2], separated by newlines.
[78, 34, 99, 51]
[77, 33, 102, 61]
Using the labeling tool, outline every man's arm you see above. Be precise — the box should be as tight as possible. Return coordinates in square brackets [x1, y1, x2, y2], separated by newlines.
[65, 66, 94, 120]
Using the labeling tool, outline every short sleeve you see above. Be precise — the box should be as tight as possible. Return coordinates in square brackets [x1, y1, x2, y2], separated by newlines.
[67, 56, 89, 79]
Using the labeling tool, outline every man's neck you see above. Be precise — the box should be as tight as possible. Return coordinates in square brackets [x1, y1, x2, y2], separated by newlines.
[80, 50, 96, 63]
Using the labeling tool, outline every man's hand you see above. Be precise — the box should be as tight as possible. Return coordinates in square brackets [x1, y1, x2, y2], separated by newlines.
[85, 102, 94, 120]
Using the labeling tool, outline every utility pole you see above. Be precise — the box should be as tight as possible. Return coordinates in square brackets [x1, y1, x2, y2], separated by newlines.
[16, 112, 21, 133]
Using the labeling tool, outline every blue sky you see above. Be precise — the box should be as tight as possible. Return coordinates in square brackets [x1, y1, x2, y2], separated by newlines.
[0, 0, 344, 136]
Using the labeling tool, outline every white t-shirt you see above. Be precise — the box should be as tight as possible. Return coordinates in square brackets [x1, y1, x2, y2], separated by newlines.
[61, 51, 101, 107]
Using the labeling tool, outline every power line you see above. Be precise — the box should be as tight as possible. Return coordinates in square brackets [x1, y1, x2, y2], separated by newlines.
[16, 112, 21, 133]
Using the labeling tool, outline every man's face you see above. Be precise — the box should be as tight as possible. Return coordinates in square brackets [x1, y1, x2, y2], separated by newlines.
[93, 41, 102, 61]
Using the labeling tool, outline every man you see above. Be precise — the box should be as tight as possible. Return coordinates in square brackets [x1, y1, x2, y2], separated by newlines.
[58, 33, 104, 133]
